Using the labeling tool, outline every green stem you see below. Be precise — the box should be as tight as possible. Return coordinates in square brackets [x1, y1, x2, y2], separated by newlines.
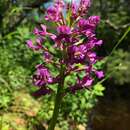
[102, 26, 130, 69]
[48, 87, 63, 130]
[109, 26, 130, 57]
[48, 65, 65, 130]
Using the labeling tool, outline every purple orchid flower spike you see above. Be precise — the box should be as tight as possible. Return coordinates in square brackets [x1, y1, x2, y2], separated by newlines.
[26, 0, 104, 95]
[26, 0, 104, 129]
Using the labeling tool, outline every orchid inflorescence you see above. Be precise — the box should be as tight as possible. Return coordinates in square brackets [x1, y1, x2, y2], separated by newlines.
[26, 0, 104, 97]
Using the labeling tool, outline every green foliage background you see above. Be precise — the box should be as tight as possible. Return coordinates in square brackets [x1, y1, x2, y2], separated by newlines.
[0, 0, 130, 130]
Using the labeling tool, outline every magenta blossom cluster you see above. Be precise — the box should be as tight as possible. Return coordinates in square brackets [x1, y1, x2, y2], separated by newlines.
[26, 0, 104, 97]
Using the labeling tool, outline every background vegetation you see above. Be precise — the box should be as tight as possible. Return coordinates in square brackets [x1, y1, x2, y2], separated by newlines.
[0, 0, 130, 130]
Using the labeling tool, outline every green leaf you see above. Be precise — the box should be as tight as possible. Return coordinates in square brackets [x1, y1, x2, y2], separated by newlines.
[93, 84, 105, 96]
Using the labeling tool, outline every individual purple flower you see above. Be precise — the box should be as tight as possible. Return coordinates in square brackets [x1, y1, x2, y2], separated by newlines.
[49, 33, 57, 40]
[85, 29, 95, 38]
[74, 45, 86, 60]
[33, 24, 47, 36]
[78, 16, 100, 35]
[39, 24, 47, 36]
[33, 64, 53, 87]
[26, 39, 43, 51]
[71, 2, 77, 14]
[79, 0, 91, 16]
[88, 16, 100, 27]
[54, 0, 65, 11]
[92, 38, 103, 46]
[68, 44, 87, 63]
[80, 0, 91, 8]
[95, 70, 104, 79]
[26, 40, 34, 49]
[55, 26, 72, 47]
[57, 25, 71, 34]
[78, 19, 88, 28]
[87, 52, 97, 63]
[45, 6, 61, 22]
[55, 35, 70, 48]
[86, 37, 103, 51]
[85, 39, 95, 50]
[78, 19, 95, 38]
[32, 87, 52, 97]
[71, 1, 79, 19]
[33, 27, 39, 35]
[43, 51, 53, 63]
[78, 16, 100, 30]
[69, 74, 93, 93]
[82, 75, 93, 87]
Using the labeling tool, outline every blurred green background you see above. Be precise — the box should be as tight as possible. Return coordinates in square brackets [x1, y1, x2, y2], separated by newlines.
[0, 0, 130, 130]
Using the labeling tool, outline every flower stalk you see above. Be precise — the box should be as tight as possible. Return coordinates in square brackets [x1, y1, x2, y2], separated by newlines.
[48, 64, 65, 130]
[47, 87, 63, 130]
